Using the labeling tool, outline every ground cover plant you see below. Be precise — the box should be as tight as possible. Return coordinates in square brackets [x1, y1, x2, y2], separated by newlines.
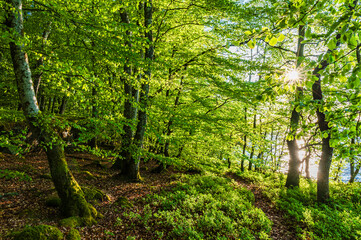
[140, 174, 272, 239]
[235, 170, 361, 240]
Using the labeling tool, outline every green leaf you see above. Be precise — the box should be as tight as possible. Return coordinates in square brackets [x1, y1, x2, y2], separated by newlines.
[245, 30, 252, 36]
[269, 37, 278, 46]
[278, 34, 285, 42]
[322, 132, 329, 138]
[247, 39, 256, 49]
[327, 38, 337, 50]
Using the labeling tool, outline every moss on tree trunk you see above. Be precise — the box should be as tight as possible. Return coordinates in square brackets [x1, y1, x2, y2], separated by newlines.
[44, 135, 97, 223]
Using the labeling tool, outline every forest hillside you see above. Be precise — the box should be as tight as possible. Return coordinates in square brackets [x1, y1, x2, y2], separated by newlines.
[1, 0, 361, 239]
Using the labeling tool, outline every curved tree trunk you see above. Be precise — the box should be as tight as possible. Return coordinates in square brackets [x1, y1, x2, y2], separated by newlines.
[5, 0, 97, 223]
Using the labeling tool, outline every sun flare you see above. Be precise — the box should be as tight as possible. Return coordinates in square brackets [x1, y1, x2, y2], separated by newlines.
[286, 69, 300, 82]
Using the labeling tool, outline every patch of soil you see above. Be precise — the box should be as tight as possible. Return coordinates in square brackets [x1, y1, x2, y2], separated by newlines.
[226, 172, 298, 240]
[0, 151, 179, 239]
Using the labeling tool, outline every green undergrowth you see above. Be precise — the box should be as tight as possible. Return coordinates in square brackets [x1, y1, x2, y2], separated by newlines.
[235, 169, 361, 240]
[138, 174, 272, 239]
[0, 169, 32, 181]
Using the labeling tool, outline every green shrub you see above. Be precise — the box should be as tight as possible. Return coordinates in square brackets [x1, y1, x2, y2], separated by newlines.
[141, 174, 272, 239]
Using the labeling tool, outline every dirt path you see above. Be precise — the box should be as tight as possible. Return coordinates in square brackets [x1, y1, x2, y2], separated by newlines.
[226, 172, 297, 240]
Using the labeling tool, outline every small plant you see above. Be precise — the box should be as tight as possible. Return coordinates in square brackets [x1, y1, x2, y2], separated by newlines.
[104, 230, 115, 238]
[0, 169, 32, 181]
[114, 217, 122, 227]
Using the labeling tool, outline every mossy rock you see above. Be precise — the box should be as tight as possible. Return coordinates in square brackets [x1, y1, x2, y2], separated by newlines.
[114, 196, 133, 208]
[66, 228, 81, 240]
[82, 186, 109, 202]
[45, 196, 61, 208]
[59, 217, 82, 228]
[10, 224, 63, 240]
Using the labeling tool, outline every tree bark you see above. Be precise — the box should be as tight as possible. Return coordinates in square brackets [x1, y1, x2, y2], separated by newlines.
[313, 59, 334, 202]
[117, 1, 153, 181]
[241, 107, 247, 172]
[248, 114, 256, 171]
[285, 25, 305, 188]
[5, 0, 97, 222]
[33, 22, 51, 98]
[112, 9, 139, 171]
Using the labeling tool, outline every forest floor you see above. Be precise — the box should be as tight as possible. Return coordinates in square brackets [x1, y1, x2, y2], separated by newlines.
[225, 172, 297, 240]
[0, 151, 298, 239]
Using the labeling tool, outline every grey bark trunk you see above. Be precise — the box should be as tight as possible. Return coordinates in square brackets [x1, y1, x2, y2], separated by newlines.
[5, 0, 97, 222]
[248, 114, 256, 171]
[241, 107, 247, 172]
[285, 25, 305, 188]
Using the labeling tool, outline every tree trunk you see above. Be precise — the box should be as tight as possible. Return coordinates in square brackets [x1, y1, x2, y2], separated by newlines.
[59, 96, 67, 115]
[313, 60, 334, 202]
[285, 25, 305, 188]
[5, 0, 97, 222]
[117, 1, 153, 181]
[314, 0, 358, 203]
[249, 114, 256, 171]
[304, 148, 311, 179]
[89, 86, 98, 149]
[163, 77, 183, 158]
[241, 107, 247, 172]
[33, 22, 51, 98]
[113, 9, 139, 171]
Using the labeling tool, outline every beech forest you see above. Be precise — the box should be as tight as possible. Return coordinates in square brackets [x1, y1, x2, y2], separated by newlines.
[1, 0, 361, 239]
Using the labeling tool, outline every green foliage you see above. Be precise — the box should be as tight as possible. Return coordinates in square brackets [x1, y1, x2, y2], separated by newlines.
[0, 169, 32, 181]
[142, 174, 271, 239]
[237, 171, 361, 240]
[0, 110, 28, 155]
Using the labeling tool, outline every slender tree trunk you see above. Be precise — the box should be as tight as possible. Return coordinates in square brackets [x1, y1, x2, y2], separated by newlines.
[5, 0, 97, 222]
[33, 22, 51, 98]
[47, 97, 52, 112]
[59, 96, 67, 115]
[248, 114, 256, 171]
[40, 94, 45, 111]
[285, 25, 305, 188]
[241, 107, 247, 172]
[51, 96, 57, 113]
[273, 131, 280, 171]
[89, 86, 98, 148]
[349, 120, 360, 183]
[163, 77, 183, 158]
[304, 148, 311, 179]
